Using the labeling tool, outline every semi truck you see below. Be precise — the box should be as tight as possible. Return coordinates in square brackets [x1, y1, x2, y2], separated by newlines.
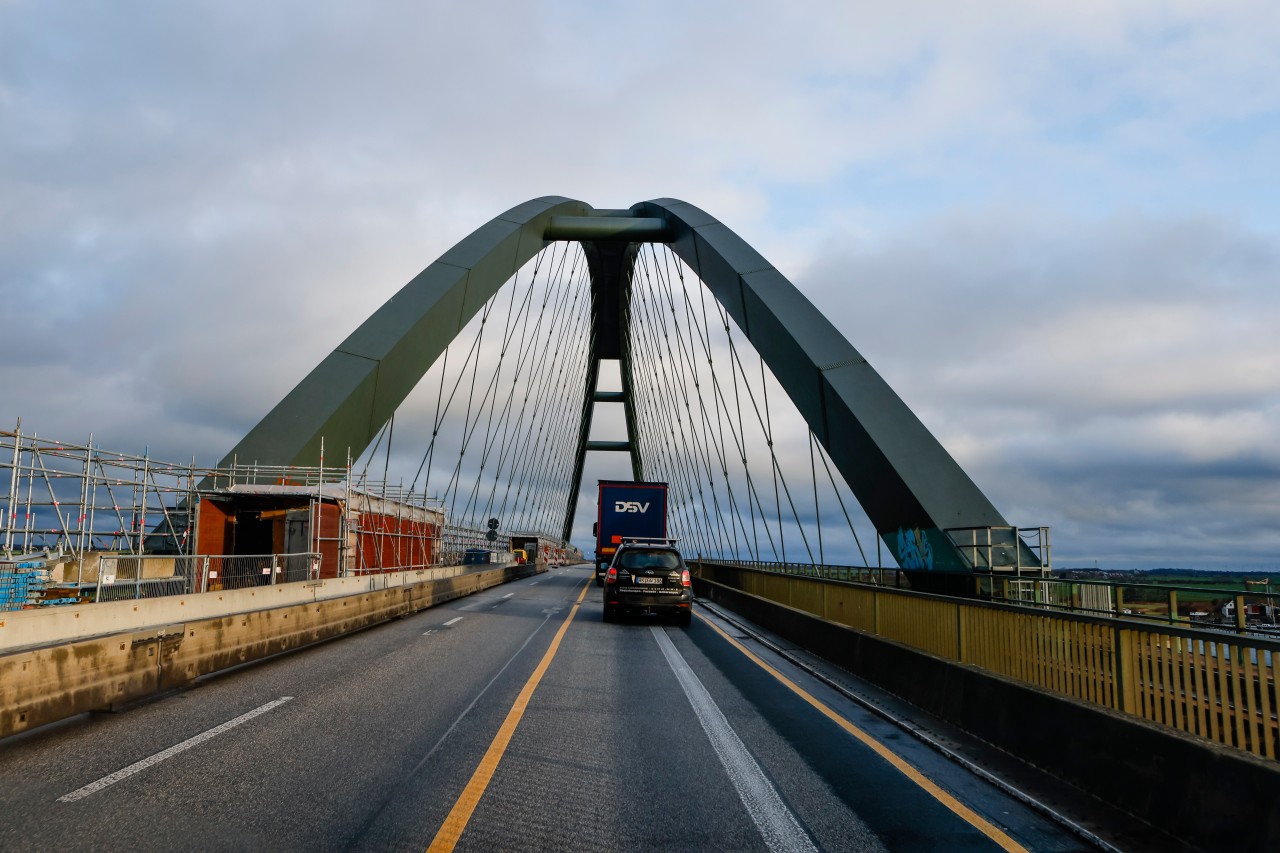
[593, 480, 668, 585]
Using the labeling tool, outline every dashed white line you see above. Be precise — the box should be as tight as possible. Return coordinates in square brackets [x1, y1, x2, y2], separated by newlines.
[502, 593, 514, 599]
[443, 617, 464, 627]
[651, 627, 817, 853]
[58, 697, 294, 803]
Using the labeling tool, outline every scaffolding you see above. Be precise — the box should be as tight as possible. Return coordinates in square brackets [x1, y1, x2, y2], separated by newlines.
[0, 425, 434, 605]
[1, 425, 202, 566]
[1, 423, 573, 609]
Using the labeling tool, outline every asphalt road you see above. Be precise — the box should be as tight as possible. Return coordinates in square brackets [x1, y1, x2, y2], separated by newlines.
[0, 565, 1101, 852]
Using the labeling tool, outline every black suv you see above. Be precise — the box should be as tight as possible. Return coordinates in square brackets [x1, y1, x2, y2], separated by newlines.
[602, 540, 693, 626]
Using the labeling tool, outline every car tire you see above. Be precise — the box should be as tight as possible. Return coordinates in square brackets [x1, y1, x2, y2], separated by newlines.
[676, 610, 692, 627]
[603, 605, 615, 623]
[595, 576, 603, 587]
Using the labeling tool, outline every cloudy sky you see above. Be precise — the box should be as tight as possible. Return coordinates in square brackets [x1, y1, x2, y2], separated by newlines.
[2, 1, 1278, 569]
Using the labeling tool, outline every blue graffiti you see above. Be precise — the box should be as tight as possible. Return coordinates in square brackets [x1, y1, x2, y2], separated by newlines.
[895, 528, 934, 570]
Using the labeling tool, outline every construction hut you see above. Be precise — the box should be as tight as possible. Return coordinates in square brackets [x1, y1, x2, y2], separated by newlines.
[195, 484, 444, 586]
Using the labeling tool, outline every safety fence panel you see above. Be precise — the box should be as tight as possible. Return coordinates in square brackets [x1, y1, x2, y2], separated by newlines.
[95, 556, 200, 603]
[695, 560, 1280, 760]
[200, 553, 320, 592]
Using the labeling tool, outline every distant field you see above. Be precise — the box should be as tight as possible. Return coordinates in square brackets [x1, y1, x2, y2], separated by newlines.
[1058, 570, 1276, 607]
[1062, 570, 1274, 592]
[1135, 572, 1274, 594]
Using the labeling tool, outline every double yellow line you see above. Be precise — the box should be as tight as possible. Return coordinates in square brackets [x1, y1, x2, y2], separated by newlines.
[426, 582, 590, 853]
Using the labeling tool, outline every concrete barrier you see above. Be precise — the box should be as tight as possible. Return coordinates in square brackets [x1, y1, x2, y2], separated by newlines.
[0, 564, 538, 739]
[694, 575, 1280, 853]
[0, 565, 478, 653]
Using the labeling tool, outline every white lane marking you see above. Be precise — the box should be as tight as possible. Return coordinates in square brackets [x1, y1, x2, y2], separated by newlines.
[58, 697, 294, 803]
[502, 592, 514, 599]
[651, 627, 817, 853]
[443, 617, 464, 627]
[422, 629, 436, 637]
[530, 581, 539, 585]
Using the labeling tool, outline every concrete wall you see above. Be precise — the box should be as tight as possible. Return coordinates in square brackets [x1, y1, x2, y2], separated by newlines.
[694, 575, 1280, 853]
[0, 565, 478, 653]
[0, 563, 538, 739]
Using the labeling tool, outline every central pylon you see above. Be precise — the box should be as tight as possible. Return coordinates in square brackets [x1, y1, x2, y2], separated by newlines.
[560, 239, 646, 541]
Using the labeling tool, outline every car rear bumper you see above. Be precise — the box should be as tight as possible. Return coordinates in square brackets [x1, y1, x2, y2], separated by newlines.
[604, 587, 693, 612]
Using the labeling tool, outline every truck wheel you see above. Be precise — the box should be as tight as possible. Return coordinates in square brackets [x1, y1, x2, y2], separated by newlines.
[595, 575, 603, 587]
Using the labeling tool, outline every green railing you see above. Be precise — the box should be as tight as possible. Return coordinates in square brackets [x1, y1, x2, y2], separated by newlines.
[976, 574, 1280, 637]
[698, 558, 1280, 638]
[694, 559, 1280, 761]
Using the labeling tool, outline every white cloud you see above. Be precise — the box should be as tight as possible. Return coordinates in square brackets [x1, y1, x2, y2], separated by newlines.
[2, 0, 1278, 566]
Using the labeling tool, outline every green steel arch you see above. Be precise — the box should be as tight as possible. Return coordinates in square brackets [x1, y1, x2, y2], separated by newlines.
[630, 199, 1010, 572]
[222, 196, 1014, 572]
[218, 197, 593, 471]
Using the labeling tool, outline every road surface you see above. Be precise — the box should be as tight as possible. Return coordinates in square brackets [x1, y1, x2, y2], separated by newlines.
[0, 566, 1106, 851]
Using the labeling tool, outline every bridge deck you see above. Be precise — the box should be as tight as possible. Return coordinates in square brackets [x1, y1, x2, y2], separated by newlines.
[0, 566, 1169, 852]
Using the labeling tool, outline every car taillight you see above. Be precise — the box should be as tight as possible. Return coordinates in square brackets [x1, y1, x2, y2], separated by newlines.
[606, 567, 618, 584]
[681, 569, 691, 588]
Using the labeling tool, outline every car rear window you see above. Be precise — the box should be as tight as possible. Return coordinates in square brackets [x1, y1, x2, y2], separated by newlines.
[617, 550, 681, 570]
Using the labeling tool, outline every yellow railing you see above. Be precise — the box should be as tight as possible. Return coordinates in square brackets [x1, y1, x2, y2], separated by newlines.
[695, 561, 1280, 760]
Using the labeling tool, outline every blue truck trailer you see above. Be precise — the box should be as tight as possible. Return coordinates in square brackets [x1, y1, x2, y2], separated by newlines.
[593, 480, 668, 586]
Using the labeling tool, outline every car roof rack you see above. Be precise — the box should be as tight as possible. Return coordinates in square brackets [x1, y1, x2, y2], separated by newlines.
[619, 536, 680, 546]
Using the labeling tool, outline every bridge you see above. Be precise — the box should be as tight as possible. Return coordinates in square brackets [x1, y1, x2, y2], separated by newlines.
[2, 198, 1278, 852]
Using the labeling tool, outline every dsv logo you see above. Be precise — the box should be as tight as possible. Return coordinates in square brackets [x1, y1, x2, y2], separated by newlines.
[614, 501, 651, 513]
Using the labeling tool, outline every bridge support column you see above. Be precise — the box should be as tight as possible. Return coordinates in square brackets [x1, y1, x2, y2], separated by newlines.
[561, 240, 644, 541]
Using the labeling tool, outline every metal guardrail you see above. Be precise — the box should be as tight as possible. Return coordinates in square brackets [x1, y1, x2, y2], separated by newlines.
[709, 559, 911, 587]
[728, 558, 1280, 637]
[978, 574, 1280, 635]
[695, 560, 1280, 761]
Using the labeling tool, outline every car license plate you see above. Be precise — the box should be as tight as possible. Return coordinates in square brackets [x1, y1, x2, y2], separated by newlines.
[635, 576, 662, 586]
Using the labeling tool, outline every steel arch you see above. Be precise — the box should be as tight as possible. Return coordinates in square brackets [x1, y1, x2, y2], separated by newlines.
[217, 196, 594, 472]
[223, 196, 1014, 571]
[630, 199, 1010, 572]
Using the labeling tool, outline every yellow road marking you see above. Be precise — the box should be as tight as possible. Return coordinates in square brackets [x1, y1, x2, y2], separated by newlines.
[425, 582, 590, 853]
[699, 614, 1029, 853]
